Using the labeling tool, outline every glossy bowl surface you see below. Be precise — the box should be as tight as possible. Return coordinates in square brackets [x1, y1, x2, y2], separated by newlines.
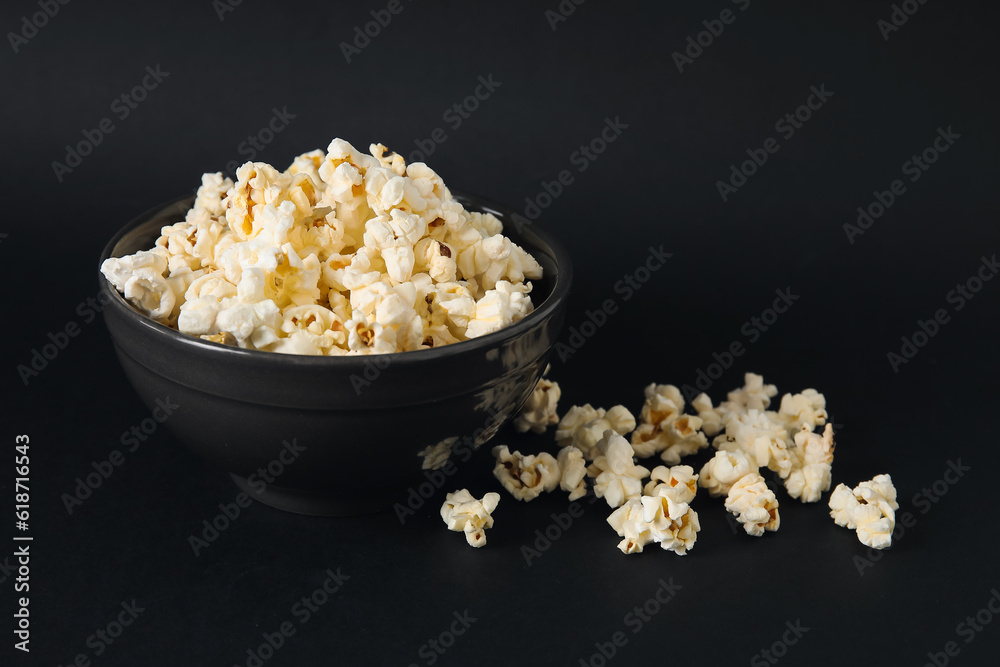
[99, 193, 571, 515]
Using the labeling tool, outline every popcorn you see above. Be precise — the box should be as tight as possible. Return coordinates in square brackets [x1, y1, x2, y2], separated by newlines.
[691, 392, 724, 437]
[639, 493, 701, 555]
[492, 445, 560, 501]
[726, 372, 778, 412]
[777, 389, 828, 433]
[102, 138, 542, 355]
[829, 474, 898, 549]
[607, 499, 655, 554]
[513, 378, 561, 434]
[588, 431, 650, 508]
[643, 465, 698, 504]
[440, 489, 500, 548]
[698, 450, 756, 498]
[556, 404, 636, 460]
[714, 409, 792, 480]
[557, 446, 588, 500]
[784, 423, 835, 503]
[725, 472, 780, 536]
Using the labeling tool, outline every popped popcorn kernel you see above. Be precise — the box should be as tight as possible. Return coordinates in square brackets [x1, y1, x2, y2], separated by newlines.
[829, 474, 898, 549]
[698, 450, 756, 498]
[588, 431, 650, 508]
[440, 489, 500, 548]
[514, 378, 561, 434]
[784, 423, 835, 503]
[556, 404, 636, 460]
[725, 472, 780, 537]
[557, 446, 588, 501]
[492, 445, 560, 502]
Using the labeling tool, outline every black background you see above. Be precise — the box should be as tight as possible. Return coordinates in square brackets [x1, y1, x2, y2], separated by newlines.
[3, 0, 999, 665]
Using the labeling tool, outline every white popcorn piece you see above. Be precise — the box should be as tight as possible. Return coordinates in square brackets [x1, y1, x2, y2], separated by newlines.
[607, 499, 655, 554]
[828, 474, 898, 549]
[557, 446, 588, 501]
[828, 484, 860, 528]
[588, 431, 650, 509]
[725, 472, 780, 537]
[691, 392, 724, 437]
[492, 445, 560, 502]
[643, 465, 698, 505]
[715, 409, 792, 480]
[639, 493, 701, 555]
[777, 389, 828, 434]
[726, 372, 779, 411]
[513, 378, 561, 434]
[698, 450, 757, 498]
[440, 489, 500, 548]
[639, 383, 685, 427]
[465, 280, 533, 339]
[784, 423, 835, 503]
[556, 404, 636, 460]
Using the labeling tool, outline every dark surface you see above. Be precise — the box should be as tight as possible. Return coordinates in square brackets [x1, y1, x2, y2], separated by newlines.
[2, 0, 998, 665]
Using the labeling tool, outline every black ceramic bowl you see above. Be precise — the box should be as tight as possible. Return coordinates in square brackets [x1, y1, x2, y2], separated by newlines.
[99, 193, 571, 516]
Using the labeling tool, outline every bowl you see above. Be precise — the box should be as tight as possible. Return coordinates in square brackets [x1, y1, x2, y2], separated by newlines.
[99, 192, 572, 516]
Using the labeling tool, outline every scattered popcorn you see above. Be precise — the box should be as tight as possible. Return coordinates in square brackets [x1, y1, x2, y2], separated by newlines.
[725, 372, 778, 412]
[698, 450, 757, 498]
[607, 499, 655, 554]
[725, 472, 780, 537]
[714, 409, 792, 480]
[513, 378, 561, 434]
[588, 431, 650, 508]
[492, 445, 560, 501]
[777, 389, 828, 433]
[629, 384, 685, 458]
[643, 465, 698, 505]
[784, 423, 835, 502]
[102, 138, 542, 355]
[639, 493, 701, 555]
[555, 404, 636, 460]
[691, 392, 724, 437]
[557, 446, 588, 501]
[440, 489, 500, 548]
[829, 474, 898, 549]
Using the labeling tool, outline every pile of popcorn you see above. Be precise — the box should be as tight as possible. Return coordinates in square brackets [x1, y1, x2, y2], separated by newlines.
[440, 372, 898, 554]
[101, 139, 543, 355]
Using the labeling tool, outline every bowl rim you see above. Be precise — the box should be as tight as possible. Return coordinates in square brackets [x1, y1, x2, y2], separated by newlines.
[98, 190, 573, 367]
